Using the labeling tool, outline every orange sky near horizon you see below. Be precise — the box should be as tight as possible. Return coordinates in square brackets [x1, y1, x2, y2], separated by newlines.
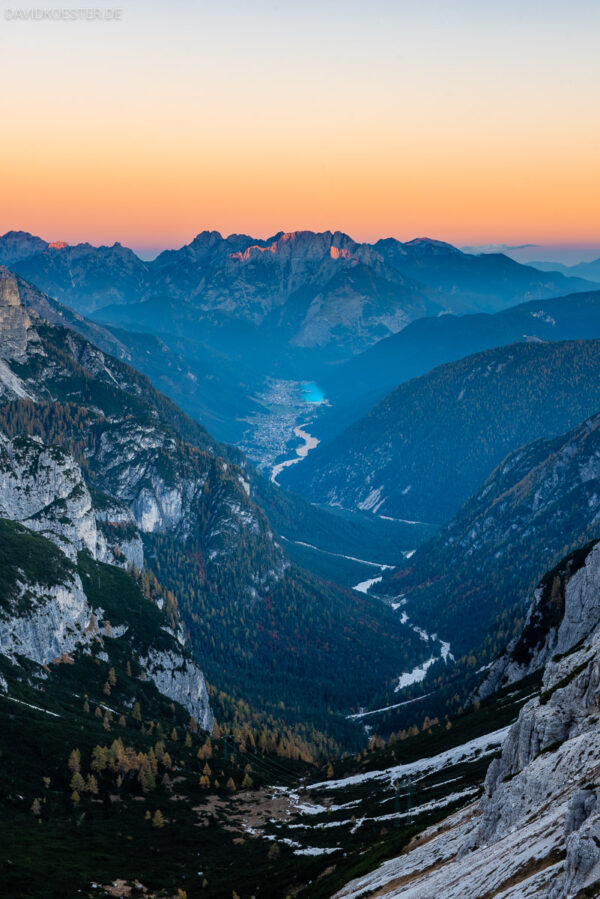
[1, 0, 599, 253]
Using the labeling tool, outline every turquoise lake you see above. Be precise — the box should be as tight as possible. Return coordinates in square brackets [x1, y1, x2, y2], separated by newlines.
[301, 381, 326, 404]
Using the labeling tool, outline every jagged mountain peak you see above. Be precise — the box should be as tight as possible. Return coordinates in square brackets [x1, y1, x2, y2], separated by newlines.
[190, 228, 225, 245]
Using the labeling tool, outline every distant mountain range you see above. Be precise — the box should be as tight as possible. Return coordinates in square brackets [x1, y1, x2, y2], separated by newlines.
[528, 255, 600, 283]
[2, 229, 596, 358]
[371, 236, 599, 312]
[1, 230, 441, 357]
[3, 228, 597, 450]
[281, 339, 600, 524]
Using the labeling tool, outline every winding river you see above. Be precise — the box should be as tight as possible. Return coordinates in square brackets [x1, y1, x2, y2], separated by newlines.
[271, 424, 320, 483]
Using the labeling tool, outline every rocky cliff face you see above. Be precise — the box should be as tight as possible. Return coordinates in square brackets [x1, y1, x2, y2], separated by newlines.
[0, 414, 211, 728]
[0, 514, 212, 730]
[0, 267, 38, 363]
[478, 541, 600, 699]
[0, 430, 143, 567]
[337, 540, 600, 898]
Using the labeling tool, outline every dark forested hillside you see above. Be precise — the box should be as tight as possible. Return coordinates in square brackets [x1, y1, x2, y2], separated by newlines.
[282, 339, 600, 524]
[317, 288, 600, 441]
[379, 410, 600, 691]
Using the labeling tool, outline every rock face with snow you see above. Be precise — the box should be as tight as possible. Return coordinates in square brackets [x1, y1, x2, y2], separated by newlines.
[336, 539, 600, 898]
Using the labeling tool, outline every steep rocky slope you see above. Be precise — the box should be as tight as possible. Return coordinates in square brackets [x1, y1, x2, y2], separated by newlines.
[0, 427, 213, 730]
[0, 430, 142, 567]
[337, 540, 600, 898]
[282, 339, 600, 524]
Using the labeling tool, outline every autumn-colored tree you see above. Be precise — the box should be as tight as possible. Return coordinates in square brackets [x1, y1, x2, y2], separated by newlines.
[198, 738, 212, 761]
[70, 772, 85, 793]
[68, 749, 81, 774]
[91, 745, 109, 773]
[83, 773, 97, 794]
[152, 809, 165, 828]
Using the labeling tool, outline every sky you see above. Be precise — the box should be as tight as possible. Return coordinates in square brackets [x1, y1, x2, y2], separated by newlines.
[1, 0, 599, 257]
